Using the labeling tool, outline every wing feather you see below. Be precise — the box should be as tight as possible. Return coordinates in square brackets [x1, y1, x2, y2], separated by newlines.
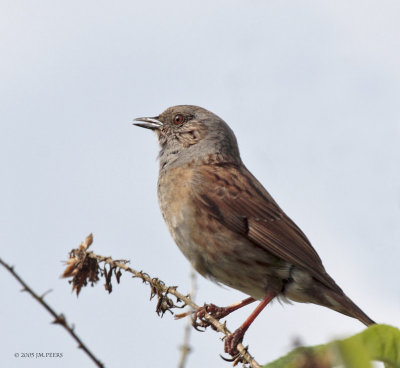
[193, 163, 340, 292]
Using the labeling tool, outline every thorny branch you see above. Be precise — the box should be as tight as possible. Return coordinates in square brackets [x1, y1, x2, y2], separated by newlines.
[62, 234, 261, 368]
[0, 257, 104, 368]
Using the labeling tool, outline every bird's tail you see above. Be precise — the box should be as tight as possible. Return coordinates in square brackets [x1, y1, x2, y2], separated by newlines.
[325, 289, 375, 326]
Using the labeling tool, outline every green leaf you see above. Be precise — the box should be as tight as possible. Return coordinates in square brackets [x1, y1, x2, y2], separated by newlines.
[262, 324, 400, 368]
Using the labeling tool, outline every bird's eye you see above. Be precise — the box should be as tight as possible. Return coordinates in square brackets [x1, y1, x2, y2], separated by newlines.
[174, 114, 184, 125]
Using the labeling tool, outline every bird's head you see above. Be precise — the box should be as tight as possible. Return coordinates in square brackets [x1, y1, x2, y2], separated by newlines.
[134, 105, 241, 169]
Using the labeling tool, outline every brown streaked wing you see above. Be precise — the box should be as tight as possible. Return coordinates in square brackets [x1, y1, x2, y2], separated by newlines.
[192, 163, 341, 292]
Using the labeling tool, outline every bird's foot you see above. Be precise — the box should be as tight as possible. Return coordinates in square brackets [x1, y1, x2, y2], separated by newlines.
[224, 327, 245, 357]
[194, 303, 236, 331]
[176, 303, 233, 331]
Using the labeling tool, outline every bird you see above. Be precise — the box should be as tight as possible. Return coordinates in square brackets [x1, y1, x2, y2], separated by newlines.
[133, 105, 375, 357]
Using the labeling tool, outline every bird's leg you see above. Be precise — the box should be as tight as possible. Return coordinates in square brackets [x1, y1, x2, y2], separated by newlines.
[175, 297, 256, 331]
[224, 293, 276, 357]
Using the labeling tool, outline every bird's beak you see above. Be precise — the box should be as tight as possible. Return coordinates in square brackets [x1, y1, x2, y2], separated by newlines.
[133, 116, 163, 130]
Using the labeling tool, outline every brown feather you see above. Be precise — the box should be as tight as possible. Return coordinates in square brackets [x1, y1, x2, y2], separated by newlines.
[193, 162, 342, 293]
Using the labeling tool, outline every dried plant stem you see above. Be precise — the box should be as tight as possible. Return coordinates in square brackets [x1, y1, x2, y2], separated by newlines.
[0, 258, 104, 368]
[87, 252, 261, 368]
[178, 268, 197, 368]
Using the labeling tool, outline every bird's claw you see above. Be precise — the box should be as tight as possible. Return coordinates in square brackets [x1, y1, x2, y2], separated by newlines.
[220, 348, 247, 366]
[219, 353, 240, 362]
[224, 327, 245, 357]
[191, 303, 230, 331]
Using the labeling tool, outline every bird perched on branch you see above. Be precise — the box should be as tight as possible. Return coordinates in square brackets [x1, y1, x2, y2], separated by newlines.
[133, 105, 375, 358]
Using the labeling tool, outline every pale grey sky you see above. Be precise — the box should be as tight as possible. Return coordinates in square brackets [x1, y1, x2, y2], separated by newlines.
[1, 1, 399, 367]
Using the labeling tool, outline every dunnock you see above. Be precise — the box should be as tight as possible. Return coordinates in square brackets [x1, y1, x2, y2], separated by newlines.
[133, 105, 375, 356]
